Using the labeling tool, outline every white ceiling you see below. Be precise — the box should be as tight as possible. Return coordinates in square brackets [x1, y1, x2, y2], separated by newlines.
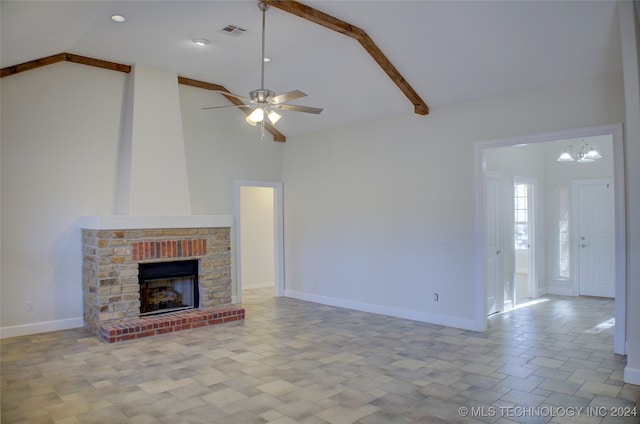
[1, 0, 622, 138]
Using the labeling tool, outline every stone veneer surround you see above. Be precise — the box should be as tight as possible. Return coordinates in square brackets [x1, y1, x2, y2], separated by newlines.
[82, 227, 233, 338]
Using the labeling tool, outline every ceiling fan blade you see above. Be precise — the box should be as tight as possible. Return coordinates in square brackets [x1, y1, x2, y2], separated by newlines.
[274, 104, 323, 114]
[202, 104, 251, 110]
[271, 90, 307, 105]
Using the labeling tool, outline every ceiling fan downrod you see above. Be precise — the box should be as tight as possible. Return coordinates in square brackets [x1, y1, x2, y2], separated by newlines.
[257, 1, 269, 139]
[258, 1, 268, 91]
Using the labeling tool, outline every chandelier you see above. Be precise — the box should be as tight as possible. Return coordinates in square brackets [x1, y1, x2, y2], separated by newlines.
[556, 139, 602, 163]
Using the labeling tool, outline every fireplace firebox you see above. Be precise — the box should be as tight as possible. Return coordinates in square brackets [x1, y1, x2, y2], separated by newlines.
[138, 260, 199, 316]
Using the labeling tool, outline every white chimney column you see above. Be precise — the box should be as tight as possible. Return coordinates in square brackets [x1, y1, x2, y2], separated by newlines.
[116, 65, 192, 216]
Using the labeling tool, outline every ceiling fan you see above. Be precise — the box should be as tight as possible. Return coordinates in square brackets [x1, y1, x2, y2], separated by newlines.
[203, 1, 322, 137]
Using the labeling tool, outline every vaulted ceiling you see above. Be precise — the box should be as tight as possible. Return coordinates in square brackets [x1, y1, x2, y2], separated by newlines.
[1, 1, 622, 138]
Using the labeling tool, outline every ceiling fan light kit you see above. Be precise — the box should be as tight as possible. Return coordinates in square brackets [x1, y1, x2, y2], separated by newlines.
[203, 1, 322, 139]
[267, 110, 281, 124]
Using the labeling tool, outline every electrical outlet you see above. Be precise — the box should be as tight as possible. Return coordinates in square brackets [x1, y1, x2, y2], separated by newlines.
[433, 293, 439, 302]
[26, 301, 33, 312]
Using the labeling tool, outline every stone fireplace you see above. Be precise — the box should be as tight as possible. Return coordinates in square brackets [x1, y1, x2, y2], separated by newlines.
[80, 216, 244, 343]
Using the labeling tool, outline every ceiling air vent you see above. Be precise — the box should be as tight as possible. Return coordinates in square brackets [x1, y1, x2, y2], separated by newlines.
[218, 24, 247, 37]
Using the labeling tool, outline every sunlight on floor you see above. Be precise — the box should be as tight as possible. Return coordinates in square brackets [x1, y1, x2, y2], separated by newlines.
[506, 297, 550, 312]
[584, 317, 615, 334]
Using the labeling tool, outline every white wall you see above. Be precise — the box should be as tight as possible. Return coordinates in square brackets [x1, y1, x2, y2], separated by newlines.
[240, 186, 275, 289]
[282, 73, 625, 330]
[1, 63, 124, 331]
[0, 62, 283, 336]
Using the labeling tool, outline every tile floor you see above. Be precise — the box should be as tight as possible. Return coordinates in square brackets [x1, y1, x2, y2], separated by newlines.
[2, 290, 639, 423]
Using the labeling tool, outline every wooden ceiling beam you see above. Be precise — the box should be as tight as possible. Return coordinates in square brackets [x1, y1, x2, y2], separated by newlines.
[0, 53, 131, 78]
[1, 53, 67, 78]
[64, 53, 131, 73]
[1, 54, 286, 142]
[262, 0, 429, 115]
[177, 76, 227, 92]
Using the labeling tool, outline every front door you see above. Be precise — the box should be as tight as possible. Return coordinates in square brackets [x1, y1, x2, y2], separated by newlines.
[574, 179, 615, 298]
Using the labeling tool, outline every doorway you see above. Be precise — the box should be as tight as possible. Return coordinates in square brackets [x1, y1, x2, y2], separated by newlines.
[235, 181, 284, 303]
[513, 177, 537, 305]
[474, 124, 626, 354]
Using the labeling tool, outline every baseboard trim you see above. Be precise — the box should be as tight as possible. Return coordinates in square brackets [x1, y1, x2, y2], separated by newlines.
[546, 286, 576, 296]
[0, 317, 83, 339]
[243, 282, 275, 290]
[285, 290, 476, 331]
[624, 366, 640, 385]
[536, 287, 548, 296]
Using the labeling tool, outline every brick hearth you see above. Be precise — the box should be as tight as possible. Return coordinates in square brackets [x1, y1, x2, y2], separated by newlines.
[100, 305, 245, 343]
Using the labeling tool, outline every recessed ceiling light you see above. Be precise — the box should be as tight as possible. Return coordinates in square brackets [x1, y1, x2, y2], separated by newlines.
[263, 57, 272, 63]
[110, 14, 126, 23]
[192, 38, 210, 46]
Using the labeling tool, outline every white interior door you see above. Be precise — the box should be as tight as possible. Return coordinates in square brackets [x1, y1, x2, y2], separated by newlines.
[485, 172, 503, 315]
[574, 179, 615, 298]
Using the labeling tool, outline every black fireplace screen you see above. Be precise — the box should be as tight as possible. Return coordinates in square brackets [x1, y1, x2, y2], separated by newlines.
[138, 260, 199, 316]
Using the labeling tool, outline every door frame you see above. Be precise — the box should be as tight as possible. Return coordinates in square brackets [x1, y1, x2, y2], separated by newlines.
[235, 180, 285, 304]
[474, 123, 626, 354]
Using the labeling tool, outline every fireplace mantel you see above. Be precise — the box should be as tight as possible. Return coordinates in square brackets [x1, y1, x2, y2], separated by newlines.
[78, 215, 233, 230]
